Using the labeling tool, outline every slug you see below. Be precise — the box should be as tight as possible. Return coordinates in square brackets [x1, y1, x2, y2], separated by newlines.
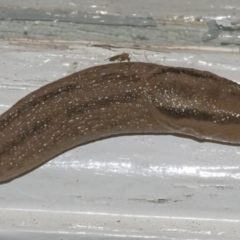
[0, 62, 240, 183]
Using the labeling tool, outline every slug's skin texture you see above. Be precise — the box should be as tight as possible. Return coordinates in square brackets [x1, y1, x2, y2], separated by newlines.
[0, 62, 240, 183]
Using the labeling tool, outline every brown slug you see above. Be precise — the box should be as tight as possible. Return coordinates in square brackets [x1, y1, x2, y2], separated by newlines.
[0, 62, 240, 183]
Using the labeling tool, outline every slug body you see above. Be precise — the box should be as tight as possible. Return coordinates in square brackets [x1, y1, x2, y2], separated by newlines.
[1, 62, 240, 183]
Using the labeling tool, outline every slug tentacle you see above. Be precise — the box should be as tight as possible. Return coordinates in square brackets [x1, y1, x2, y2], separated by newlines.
[0, 62, 240, 183]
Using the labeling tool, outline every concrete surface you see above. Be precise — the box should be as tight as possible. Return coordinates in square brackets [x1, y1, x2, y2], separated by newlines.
[1, 0, 240, 47]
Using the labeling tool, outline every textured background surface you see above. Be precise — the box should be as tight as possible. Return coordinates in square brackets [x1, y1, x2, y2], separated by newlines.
[1, 0, 240, 48]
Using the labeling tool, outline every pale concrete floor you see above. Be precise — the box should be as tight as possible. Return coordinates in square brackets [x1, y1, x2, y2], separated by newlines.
[0, 0, 240, 48]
